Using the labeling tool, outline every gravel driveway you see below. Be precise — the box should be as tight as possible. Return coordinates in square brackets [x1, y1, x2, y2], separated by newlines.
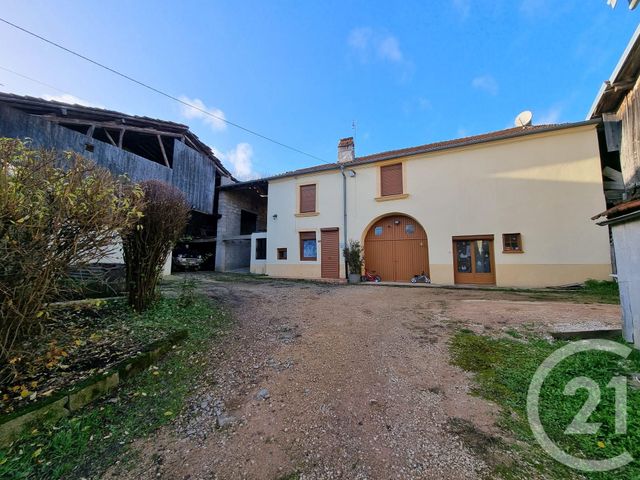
[105, 276, 620, 480]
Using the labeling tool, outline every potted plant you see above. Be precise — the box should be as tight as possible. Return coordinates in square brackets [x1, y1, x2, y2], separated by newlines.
[343, 240, 363, 283]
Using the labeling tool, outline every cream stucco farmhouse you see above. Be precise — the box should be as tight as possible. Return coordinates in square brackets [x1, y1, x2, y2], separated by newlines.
[217, 121, 612, 287]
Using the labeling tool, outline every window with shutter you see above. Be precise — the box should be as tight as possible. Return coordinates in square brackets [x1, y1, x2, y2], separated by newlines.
[380, 164, 403, 196]
[299, 184, 316, 213]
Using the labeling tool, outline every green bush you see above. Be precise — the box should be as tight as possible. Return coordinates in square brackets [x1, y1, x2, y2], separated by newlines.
[343, 240, 363, 275]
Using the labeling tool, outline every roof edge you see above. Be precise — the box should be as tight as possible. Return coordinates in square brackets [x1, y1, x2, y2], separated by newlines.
[587, 24, 640, 119]
[257, 120, 600, 183]
[353, 120, 598, 165]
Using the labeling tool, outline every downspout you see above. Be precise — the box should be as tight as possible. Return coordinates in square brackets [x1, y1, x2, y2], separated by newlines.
[340, 165, 348, 280]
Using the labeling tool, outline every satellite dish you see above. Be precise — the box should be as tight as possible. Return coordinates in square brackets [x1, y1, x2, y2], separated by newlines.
[515, 110, 533, 127]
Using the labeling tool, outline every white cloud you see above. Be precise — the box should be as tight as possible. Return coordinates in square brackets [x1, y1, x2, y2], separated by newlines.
[378, 36, 403, 63]
[348, 27, 405, 64]
[214, 143, 259, 181]
[457, 127, 469, 138]
[471, 74, 499, 95]
[42, 93, 104, 109]
[417, 97, 431, 111]
[452, 0, 471, 19]
[178, 95, 227, 132]
[537, 105, 562, 124]
[348, 27, 371, 52]
[520, 0, 550, 18]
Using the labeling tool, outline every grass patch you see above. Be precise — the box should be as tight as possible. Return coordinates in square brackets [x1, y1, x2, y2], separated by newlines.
[0, 295, 230, 479]
[579, 280, 620, 304]
[517, 280, 620, 305]
[450, 331, 640, 479]
[276, 473, 300, 480]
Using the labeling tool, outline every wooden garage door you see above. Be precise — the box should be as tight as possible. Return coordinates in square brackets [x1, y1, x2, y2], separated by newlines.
[321, 228, 340, 279]
[364, 215, 429, 282]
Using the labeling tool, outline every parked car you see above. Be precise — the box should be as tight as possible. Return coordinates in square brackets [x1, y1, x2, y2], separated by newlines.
[173, 252, 205, 271]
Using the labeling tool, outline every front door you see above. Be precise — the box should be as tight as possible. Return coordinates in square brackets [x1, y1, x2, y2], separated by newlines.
[452, 235, 496, 285]
[321, 228, 340, 279]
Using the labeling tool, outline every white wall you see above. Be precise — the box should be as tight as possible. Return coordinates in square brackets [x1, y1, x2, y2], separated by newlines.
[266, 125, 612, 286]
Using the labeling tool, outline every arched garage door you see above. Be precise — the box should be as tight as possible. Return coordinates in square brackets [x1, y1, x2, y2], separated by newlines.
[364, 214, 429, 282]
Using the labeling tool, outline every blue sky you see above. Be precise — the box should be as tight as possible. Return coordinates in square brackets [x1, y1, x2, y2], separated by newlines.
[0, 1, 638, 179]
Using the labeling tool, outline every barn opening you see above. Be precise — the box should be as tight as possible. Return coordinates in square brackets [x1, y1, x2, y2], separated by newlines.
[363, 214, 429, 282]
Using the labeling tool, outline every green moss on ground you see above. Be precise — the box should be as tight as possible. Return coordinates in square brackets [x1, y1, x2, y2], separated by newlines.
[0, 296, 229, 479]
[450, 331, 640, 479]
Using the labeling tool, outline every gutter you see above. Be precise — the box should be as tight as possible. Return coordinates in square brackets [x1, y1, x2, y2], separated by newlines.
[340, 165, 348, 280]
[596, 209, 640, 226]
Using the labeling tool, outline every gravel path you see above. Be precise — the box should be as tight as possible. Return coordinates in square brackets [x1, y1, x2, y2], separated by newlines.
[104, 277, 620, 480]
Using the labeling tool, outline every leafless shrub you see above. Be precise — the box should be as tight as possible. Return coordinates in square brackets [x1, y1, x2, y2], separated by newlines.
[122, 180, 189, 312]
[0, 138, 143, 372]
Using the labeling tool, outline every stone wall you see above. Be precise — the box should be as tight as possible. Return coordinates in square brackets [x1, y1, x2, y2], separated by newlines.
[215, 189, 267, 271]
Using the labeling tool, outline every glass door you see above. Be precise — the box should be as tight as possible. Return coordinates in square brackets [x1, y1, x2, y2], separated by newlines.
[453, 236, 496, 285]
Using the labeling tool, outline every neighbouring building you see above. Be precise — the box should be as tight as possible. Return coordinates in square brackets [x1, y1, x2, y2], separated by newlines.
[0, 92, 234, 274]
[215, 180, 268, 273]
[235, 121, 612, 287]
[589, 25, 640, 346]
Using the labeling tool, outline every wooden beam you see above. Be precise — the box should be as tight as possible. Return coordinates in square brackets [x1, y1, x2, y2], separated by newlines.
[41, 115, 184, 139]
[183, 135, 200, 151]
[157, 135, 170, 168]
[103, 128, 117, 146]
[118, 129, 125, 148]
[86, 124, 95, 138]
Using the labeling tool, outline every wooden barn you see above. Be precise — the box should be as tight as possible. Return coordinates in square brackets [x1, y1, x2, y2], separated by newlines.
[590, 25, 640, 347]
[0, 92, 235, 273]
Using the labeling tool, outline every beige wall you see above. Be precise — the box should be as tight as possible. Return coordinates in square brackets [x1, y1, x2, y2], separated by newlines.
[266, 125, 611, 287]
[266, 172, 347, 279]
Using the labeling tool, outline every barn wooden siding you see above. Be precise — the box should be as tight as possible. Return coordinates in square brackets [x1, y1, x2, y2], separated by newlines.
[618, 80, 640, 190]
[0, 105, 215, 214]
[172, 140, 215, 213]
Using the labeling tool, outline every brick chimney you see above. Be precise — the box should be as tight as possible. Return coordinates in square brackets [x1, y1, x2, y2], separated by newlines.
[337, 137, 355, 163]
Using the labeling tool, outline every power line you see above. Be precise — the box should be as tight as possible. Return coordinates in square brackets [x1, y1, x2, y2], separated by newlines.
[0, 65, 70, 94]
[0, 17, 327, 163]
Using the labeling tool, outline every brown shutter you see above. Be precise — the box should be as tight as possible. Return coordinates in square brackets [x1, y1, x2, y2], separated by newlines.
[380, 164, 403, 196]
[321, 229, 340, 279]
[299, 184, 316, 213]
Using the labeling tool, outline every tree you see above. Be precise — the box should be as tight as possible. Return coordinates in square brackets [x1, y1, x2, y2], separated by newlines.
[0, 138, 143, 369]
[122, 180, 189, 312]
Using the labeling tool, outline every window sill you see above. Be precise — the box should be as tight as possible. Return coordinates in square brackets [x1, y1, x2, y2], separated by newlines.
[503, 250, 525, 254]
[300, 258, 318, 262]
[375, 193, 409, 202]
[295, 212, 320, 217]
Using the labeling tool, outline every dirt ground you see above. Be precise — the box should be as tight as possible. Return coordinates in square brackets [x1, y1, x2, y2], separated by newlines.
[105, 276, 621, 480]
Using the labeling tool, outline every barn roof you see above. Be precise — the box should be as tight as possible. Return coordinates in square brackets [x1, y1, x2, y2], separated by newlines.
[588, 24, 640, 118]
[0, 91, 233, 177]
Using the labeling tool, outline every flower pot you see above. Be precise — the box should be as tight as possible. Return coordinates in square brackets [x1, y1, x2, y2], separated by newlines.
[348, 273, 361, 283]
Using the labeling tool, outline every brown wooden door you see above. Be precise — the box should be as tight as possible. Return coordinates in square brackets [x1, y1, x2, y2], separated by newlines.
[364, 215, 429, 282]
[321, 228, 340, 279]
[452, 236, 496, 285]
